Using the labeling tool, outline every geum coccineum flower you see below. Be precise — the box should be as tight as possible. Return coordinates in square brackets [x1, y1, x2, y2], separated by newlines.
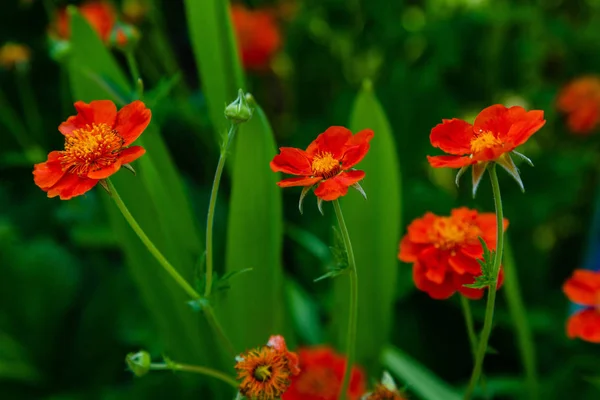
[283, 346, 365, 400]
[52, 1, 117, 43]
[235, 335, 300, 399]
[399, 207, 508, 300]
[427, 104, 545, 196]
[33, 100, 151, 200]
[270, 126, 374, 213]
[562, 269, 600, 343]
[556, 76, 600, 135]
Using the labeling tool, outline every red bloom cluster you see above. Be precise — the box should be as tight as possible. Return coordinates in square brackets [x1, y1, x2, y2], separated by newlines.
[557, 76, 600, 135]
[270, 126, 373, 206]
[231, 4, 281, 71]
[33, 100, 151, 200]
[399, 207, 508, 299]
[283, 346, 365, 400]
[562, 270, 600, 343]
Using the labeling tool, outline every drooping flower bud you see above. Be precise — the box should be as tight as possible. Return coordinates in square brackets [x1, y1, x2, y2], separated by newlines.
[225, 89, 253, 124]
[125, 350, 151, 377]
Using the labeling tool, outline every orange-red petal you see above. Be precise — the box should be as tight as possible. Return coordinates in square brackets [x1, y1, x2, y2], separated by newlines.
[270, 147, 313, 175]
[46, 173, 99, 200]
[413, 261, 455, 300]
[448, 251, 481, 275]
[567, 308, 600, 343]
[427, 154, 473, 168]
[340, 129, 374, 169]
[313, 170, 365, 201]
[429, 119, 474, 155]
[306, 126, 353, 159]
[504, 110, 545, 148]
[118, 145, 146, 164]
[59, 100, 117, 136]
[563, 269, 600, 306]
[277, 176, 322, 188]
[114, 100, 152, 146]
[33, 151, 66, 189]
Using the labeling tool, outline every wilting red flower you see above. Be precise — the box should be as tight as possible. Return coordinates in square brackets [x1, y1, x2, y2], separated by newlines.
[235, 335, 300, 399]
[427, 104, 545, 195]
[283, 346, 365, 400]
[0, 42, 31, 70]
[53, 1, 117, 42]
[33, 100, 151, 200]
[398, 207, 508, 300]
[562, 269, 600, 343]
[270, 126, 373, 210]
[557, 76, 600, 135]
[231, 4, 281, 71]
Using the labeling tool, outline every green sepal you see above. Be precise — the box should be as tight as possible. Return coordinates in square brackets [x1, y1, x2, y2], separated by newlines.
[313, 227, 349, 282]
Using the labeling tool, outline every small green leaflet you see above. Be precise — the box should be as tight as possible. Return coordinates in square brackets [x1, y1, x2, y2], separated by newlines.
[464, 237, 497, 289]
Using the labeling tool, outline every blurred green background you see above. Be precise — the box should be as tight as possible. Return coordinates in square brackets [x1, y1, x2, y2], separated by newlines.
[1, 0, 600, 399]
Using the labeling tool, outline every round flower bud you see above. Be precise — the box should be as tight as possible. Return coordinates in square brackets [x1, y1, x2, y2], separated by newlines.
[126, 350, 151, 377]
[225, 89, 253, 124]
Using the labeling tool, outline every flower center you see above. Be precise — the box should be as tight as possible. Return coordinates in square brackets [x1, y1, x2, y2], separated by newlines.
[60, 123, 124, 176]
[311, 152, 341, 179]
[470, 130, 503, 153]
[254, 364, 272, 382]
[295, 366, 339, 397]
[429, 217, 482, 250]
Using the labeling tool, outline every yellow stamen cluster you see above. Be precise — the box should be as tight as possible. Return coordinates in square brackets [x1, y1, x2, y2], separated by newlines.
[430, 217, 482, 250]
[235, 346, 292, 400]
[60, 123, 124, 176]
[470, 130, 503, 153]
[311, 151, 341, 179]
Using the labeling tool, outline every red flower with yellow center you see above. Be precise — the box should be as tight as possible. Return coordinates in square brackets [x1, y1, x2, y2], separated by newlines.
[235, 335, 300, 399]
[562, 269, 600, 343]
[270, 126, 373, 210]
[0, 42, 31, 70]
[231, 4, 281, 71]
[557, 76, 600, 135]
[53, 1, 117, 43]
[283, 346, 365, 400]
[427, 104, 545, 195]
[398, 207, 508, 300]
[33, 100, 151, 200]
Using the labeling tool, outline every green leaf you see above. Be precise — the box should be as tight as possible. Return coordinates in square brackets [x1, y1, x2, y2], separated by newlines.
[331, 81, 403, 371]
[183, 0, 245, 137]
[285, 279, 323, 345]
[382, 346, 462, 400]
[463, 237, 496, 289]
[67, 10, 214, 366]
[218, 102, 284, 349]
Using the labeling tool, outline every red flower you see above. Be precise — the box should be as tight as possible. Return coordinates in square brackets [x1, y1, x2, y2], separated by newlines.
[283, 346, 365, 400]
[33, 100, 151, 200]
[53, 1, 117, 42]
[268, 335, 301, 375]
[427, 104, 545, 195]
[398, 208, 508, 300]
[562, 269, 600, 343]
[231, 4, 281, 71]
[270, 126, 373, 210]
[557, 76, 600, 135]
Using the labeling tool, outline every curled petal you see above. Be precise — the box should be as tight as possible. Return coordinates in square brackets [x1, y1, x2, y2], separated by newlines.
[46, 173, 99, 200]
[563, 269, 600, 306]
[276, 176, 322, 188]
[504, 110, 545, 148]
[87, 160, 122, 179]
[429, 119, 473, 155]
[412, 260, 455, 300]
[340, 129, 374, 169]
[33, 151, 65, 189]
[118, 146, 146, 165]
[270, 147, 312, 176]
[567, 309, 600, 343]
[427, 155, 473, 168]
[114, 100, 152, 146]
[59, 100, 117, 135]
[473, 104, 518, 137]
[448, 251, 481, 275]
[306, 126, 352, 159]
[419, 246, 450, 284]
[313, 170, 365, 201]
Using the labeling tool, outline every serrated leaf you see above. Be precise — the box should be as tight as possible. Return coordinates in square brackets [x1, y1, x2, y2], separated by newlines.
[314, 268, 348, 282]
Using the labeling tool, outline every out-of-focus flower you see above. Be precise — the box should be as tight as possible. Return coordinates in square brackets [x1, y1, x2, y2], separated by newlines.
[122, 0, 149, 24]
[283, 346, 365, 400]
[33, 100, 151, 200]
[235, 335, 300, 399]
[0, 42, 31, 70]
[52, 1, 117, 43]
[270, 126, 373, 210]
[109, 22, 141, 50]
[427, 104, 545, 196]
[562, 269, 600, 343]
[557, 76, 600, 135]
[398, 207, 508, 300]
[231, 4, 281, 71]
[362, 371, 406, 400]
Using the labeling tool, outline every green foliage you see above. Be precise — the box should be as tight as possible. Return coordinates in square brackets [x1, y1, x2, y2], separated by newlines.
[464, 237, 497, 289]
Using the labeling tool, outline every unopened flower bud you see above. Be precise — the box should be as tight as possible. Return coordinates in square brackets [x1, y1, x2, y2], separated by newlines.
[110, 22, 140, 51]
[126, 350, 151, 377]
[225, 89, 253, 124]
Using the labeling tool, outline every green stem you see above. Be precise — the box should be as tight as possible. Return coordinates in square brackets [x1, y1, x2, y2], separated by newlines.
[106, 178, 202, 300]
[460, 296, 478, 358]
[150, 362, 238, 388]
[333, 199, 358, 400]
[16, 67, 43, 144]
[464, 164, 504, 400]
[0, 87, 43, 163]
[204, 123, 240, 298]
[503, 239, 539, 400]
[125, 51, 143, 99]
[204, 304, 237, 358]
